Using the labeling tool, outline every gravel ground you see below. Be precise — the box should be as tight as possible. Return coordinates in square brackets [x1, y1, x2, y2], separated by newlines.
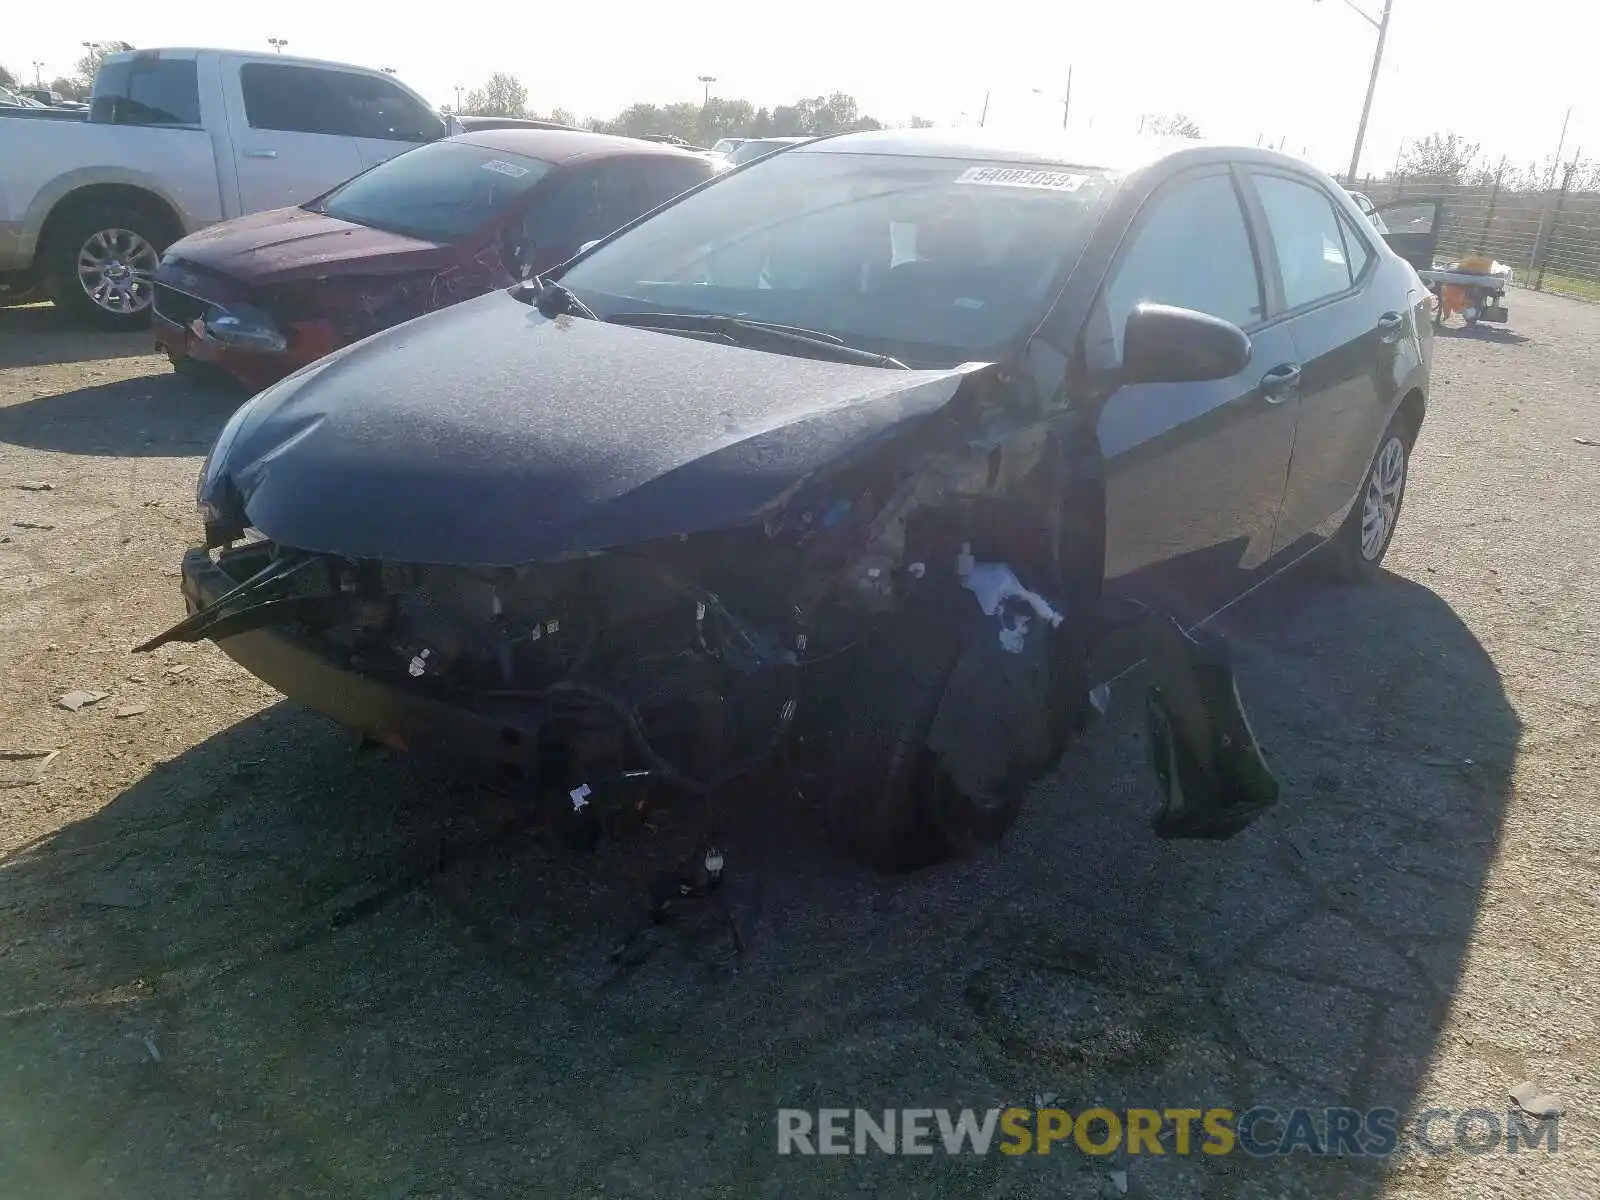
[0, 292, 1596, 1199]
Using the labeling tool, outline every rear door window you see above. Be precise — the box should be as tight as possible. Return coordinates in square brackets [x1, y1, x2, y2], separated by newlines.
[1252, 173, 1357, 309]
[89, 57, 200, 127]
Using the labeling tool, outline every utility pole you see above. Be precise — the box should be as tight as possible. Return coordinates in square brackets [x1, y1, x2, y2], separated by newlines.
[979, 89, 990, 127]
[1530, 106, 1572, 274]
[1315, 0, 1394, 183]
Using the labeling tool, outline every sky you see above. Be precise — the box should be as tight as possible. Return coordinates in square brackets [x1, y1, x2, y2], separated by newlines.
[9, 0, 1597, 178]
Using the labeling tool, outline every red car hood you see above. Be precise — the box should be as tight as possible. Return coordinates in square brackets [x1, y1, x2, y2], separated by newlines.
[162, 207, 452, 286]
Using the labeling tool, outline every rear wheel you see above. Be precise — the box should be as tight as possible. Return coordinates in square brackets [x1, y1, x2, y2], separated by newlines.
[1318, 418, 1411, 583]
[45, 201, 173, 331]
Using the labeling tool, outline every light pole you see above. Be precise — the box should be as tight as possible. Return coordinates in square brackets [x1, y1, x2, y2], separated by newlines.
[267, 37, 289, 55]
[1316, 0, 1393, 182]
[32, 61, 45, 86]
[697, 75, 716, 107]
[979, 89, 990, 127]
[454, 85, 464, 111]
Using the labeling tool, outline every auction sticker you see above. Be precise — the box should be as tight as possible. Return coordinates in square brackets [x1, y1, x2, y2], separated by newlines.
[481, 159, 531, 177]
[955, 166, 1090, 191]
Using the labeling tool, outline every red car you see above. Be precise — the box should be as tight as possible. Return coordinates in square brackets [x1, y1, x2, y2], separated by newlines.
[153, 129, 714, 391]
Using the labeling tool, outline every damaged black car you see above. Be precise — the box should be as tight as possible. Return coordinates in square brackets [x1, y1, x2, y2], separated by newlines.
[142, 129, 1431, 871]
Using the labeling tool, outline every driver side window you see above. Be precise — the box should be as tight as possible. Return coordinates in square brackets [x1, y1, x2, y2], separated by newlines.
[1096, 171, 1265, 362]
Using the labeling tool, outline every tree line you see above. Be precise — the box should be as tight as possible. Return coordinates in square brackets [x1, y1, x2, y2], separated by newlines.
[1390, 131, 1600, 193]
[456, 71, 935, 144]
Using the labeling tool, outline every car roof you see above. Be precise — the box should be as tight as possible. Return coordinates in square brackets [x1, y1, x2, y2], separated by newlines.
[450, 128, 706, 163]
[797, 126, 1329, 178]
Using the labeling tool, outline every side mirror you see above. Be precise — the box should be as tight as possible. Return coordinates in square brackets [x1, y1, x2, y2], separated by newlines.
[1121, 303, 1251, 386]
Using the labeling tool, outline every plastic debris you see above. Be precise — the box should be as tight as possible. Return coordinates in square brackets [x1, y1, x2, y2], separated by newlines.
[1509, 1081, 1564, 1118]
[960, 562, 1064, 627]
[143, 1036, 161, 1063]
[0, 748, 59, 790]
[908, 561, 926, 579]
[15, 481, 53, 491]
[997, 613, 1031, 654]
[57, 690, 108, 712]
[1575, 437, 1599, 448]
[1089, 683, 1112, 714]
[408, 648, 432, 677]
[569, 783, 592, 812]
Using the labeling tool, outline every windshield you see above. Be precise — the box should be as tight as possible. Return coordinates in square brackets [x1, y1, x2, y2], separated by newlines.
[558, 149, 1116, 365]
[314, 141, 553, 243]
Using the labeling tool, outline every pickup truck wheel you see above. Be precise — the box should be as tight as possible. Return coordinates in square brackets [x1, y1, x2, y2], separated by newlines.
[45, 204, 170, 331]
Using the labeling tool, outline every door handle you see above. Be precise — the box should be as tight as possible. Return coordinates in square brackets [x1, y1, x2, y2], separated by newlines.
[1376, 311, 1405, 343]
[243, 148, 278, 159]
[1260, 363, 1301, 405]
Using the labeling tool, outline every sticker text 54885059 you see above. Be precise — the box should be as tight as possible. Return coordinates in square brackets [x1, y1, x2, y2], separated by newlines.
[955, 166, 1090, 192]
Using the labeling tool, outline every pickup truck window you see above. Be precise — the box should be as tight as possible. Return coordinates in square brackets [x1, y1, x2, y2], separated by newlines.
[89, 58, 201, 127]
[241, 63, 443, 142]
[312, 141, 552, 243]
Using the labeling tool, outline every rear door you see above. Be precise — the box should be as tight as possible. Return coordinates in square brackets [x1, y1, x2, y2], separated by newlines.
[229, 62, 365, 212]
[1369, 196, 1444, 270]
[1092, 166, 1301, 623]
[1244, 169, 1397, 555]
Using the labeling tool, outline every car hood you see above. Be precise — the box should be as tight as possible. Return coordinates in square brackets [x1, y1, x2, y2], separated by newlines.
[208, 289, 978, 566]
[163, 207, 450, 286]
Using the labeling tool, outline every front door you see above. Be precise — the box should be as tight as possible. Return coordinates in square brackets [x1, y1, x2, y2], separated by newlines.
[1091, 167, 1299, 624]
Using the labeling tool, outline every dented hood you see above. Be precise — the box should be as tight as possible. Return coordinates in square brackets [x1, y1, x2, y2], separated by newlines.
[207, 289, 977, 566]
[163, 206, 450, 286]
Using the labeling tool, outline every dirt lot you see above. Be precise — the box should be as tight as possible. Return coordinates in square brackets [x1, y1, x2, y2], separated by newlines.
[0, 293, 1596, 1199]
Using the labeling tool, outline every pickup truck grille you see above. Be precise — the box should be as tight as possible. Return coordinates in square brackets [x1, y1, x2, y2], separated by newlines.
[154, 284, 207, 328]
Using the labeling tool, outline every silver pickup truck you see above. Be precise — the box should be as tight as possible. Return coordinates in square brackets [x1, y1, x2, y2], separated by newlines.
[0, 48, 450, 328]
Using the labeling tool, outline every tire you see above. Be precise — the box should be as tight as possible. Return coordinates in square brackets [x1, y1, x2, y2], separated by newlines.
[825, 588, 1075, 873]
[44, 201, 173, 331]
[1318, 417, 1411, 583]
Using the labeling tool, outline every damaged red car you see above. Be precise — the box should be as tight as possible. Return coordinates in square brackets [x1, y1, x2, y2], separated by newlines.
[152, 129, 715, 391]
[142, 130, 1432, 874]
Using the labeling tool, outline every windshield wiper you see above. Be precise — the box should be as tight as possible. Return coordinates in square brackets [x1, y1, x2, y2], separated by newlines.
[605, 311, 908, 369]
[520, 276, 599, 321]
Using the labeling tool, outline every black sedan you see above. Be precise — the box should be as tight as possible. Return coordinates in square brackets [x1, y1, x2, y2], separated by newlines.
[143, 129, 1432, 872]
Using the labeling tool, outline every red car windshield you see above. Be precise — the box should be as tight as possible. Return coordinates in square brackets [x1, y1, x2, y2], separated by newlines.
[313, 141, 553, 243]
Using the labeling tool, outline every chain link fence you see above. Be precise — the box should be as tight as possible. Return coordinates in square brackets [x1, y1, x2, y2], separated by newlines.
[1347, 164, 1600, 302]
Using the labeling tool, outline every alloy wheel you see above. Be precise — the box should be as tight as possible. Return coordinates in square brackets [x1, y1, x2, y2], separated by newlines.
[1359, 435, 1406, 561]
[77, 228, 158, 315]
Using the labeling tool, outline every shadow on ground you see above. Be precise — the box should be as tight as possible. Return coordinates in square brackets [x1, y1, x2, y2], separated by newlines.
[0, 568, 1518, 1199]
[0, 305, 158, 367]
[1434, 323, 1532, 345]
[0, 372, 240, 457]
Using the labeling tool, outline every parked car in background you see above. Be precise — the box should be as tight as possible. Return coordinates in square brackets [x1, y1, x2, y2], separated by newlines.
[0, 48, 448, 328]
[153, 129, 715, 391]
[19, 86, 86, 110]
[0, 85, 45, 108]
[720, 135, 813, 168]
[155, 129, 1431, 872]
[709, 137, 747, 155]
